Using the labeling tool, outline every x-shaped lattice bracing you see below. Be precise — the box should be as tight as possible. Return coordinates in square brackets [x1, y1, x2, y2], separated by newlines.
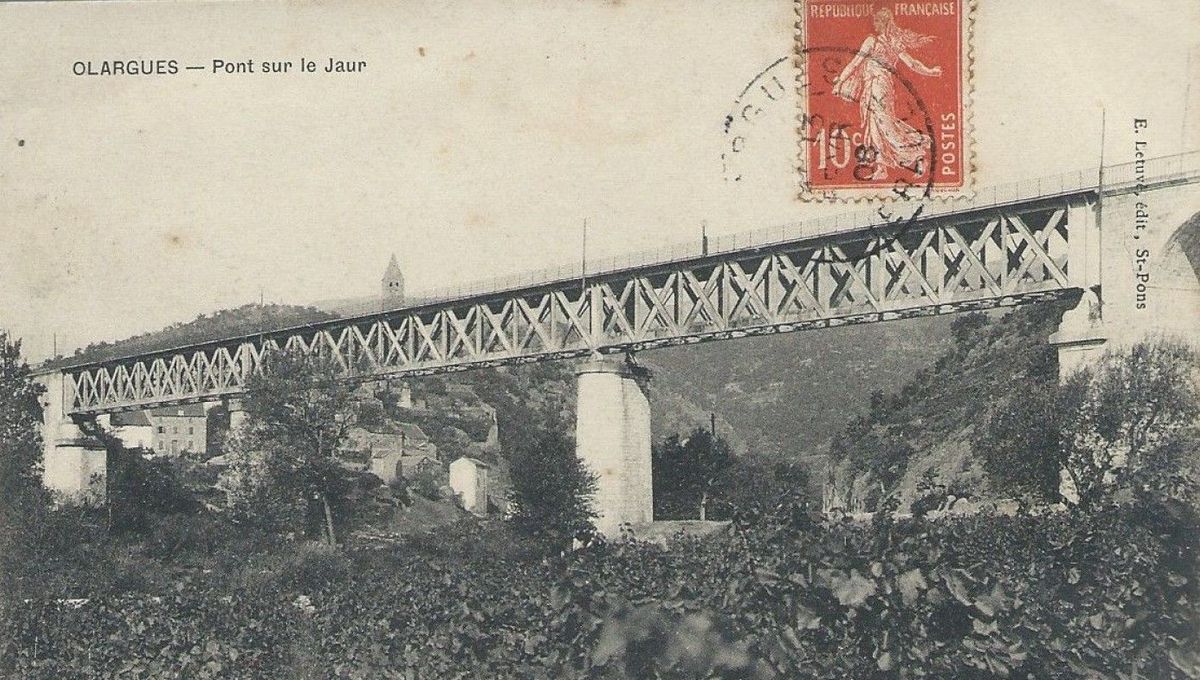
[64, 198, 1086, 414]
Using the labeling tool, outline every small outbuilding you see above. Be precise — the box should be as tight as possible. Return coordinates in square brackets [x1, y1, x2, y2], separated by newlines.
[449, 456, 489, 516]
[107, 411, 154, 451]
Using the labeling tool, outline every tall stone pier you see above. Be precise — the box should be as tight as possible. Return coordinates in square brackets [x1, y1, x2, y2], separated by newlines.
[35, 371, 106, 504]
[1050, 183, 1200, 379]
[225, 397, 249, 432]
[575, 357, 653, 538]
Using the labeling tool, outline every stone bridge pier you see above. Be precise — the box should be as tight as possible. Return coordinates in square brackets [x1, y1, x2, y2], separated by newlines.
[574, 357, 654, 538]
[35, 371, 106, 504]
[1050, 185, 1200, 376]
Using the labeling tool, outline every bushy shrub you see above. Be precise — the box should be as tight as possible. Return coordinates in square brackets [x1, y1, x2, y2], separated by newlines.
[385, 475, 413, 506]
[141, 513, 236, 562]
[223, 349, 359, 546]
[103, 444, 204, 534]
[652, 428, 735, 520]
[982, 339, 1200, 508]
[407, 464, 444, 501]
[276, 542, 352, 592]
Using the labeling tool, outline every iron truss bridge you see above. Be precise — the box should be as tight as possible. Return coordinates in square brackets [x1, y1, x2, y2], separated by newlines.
[57, 152, 1200, 415]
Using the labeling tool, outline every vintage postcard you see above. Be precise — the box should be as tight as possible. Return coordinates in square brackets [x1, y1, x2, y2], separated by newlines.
[1, 1, 1199, 678]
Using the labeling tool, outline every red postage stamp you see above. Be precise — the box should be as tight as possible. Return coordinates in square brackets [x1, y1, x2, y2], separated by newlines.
[796, 0, 973, 200]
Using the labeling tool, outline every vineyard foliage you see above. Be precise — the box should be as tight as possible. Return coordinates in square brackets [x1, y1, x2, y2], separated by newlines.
[2, 488, 1198, 678]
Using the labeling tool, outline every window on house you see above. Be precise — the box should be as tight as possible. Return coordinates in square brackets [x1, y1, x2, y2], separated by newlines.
[188, 426, 194, 435]
[173, 426, 179, 434]
[158, 426, 165, 434]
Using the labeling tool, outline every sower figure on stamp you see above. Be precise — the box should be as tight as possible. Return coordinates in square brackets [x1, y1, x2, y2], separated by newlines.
[832, 9, 942, 180]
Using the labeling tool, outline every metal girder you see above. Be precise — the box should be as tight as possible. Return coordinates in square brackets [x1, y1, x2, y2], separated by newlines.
[62, 197, 1083, 415]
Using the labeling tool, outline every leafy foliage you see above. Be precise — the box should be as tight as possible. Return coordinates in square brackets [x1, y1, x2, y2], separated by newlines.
[3, 486, 1198, 678]
[101, 438, 204, 534]
[224, 349, 359, 545]
[977, 373, 1074, 504]
[1060, 339, 1200, 507]
[0, 331, 55, 597]
[0, 331, 46, 505]
[508, 429, 597, 549]
[652, 427, 735, 520]
[712, 452, 813, 518]
[406, 464, 444, 501]
[828, 300, 1072, 509]
[980, 339, 1200, 508]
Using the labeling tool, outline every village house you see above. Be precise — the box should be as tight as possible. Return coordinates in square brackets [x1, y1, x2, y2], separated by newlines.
[346, 422, 440, 485]
[449, 456, 489, 516]
[147, 404, 208, 456]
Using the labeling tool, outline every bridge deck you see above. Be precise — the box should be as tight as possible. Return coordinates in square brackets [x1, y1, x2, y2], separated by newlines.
[54, 151, 1200, 415]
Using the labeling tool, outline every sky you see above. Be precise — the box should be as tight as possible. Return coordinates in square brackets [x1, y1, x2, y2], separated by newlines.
[1, 0, 1197, 361]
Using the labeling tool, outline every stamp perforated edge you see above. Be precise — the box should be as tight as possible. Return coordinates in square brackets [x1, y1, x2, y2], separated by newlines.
[793, 0, 977, 203]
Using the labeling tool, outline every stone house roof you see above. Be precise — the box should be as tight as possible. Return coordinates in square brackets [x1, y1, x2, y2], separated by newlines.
[394, 422, 430, 446]
[346, 425, 436, 460]
[111, 411, 152, 427]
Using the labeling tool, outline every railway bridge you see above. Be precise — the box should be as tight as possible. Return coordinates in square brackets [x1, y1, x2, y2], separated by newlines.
[36, 152, 1200, 535]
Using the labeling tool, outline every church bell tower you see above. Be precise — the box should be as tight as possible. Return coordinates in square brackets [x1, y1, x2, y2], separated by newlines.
[381, 254, 405, 306]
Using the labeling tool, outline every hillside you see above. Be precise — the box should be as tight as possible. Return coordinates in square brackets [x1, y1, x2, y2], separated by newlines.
[44, 304, 337, 369]
[643, 316, 956, 459]
[824, 294, 1079, 511]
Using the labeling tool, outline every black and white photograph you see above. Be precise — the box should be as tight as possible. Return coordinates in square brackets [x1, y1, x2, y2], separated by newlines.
[1, 1, 1198, 677]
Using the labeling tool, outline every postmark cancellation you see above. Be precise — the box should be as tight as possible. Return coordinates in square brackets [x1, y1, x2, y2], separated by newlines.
[795, 0, 974, 201]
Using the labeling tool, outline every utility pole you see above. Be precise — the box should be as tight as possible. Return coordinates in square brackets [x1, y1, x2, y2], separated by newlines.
[580, 217, 588, 294]
[1097, 108, 1106, 297]
[1098, 108, 1106, 198]
[701, 221, 709, 256]
[1183, 50, 1193, 147]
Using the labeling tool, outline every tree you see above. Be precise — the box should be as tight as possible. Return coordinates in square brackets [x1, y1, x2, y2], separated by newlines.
[981, 339, 1200, 508]
[0, 333, 54, 597]
[977, 375, 1068, 503]
[0, 332, 46, 509]
[712, 453, 812, 518]
[507, 430, 596, 549]
[76, 422, 203, 533]
[224, 349, 357, 545]
[652, 427, 735, 521]
[1060, 339, 1199, 508]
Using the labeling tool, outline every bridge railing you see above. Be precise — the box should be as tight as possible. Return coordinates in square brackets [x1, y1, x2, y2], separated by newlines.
[41, 151, 1199, 378]
[411, 150, 1199, 304]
